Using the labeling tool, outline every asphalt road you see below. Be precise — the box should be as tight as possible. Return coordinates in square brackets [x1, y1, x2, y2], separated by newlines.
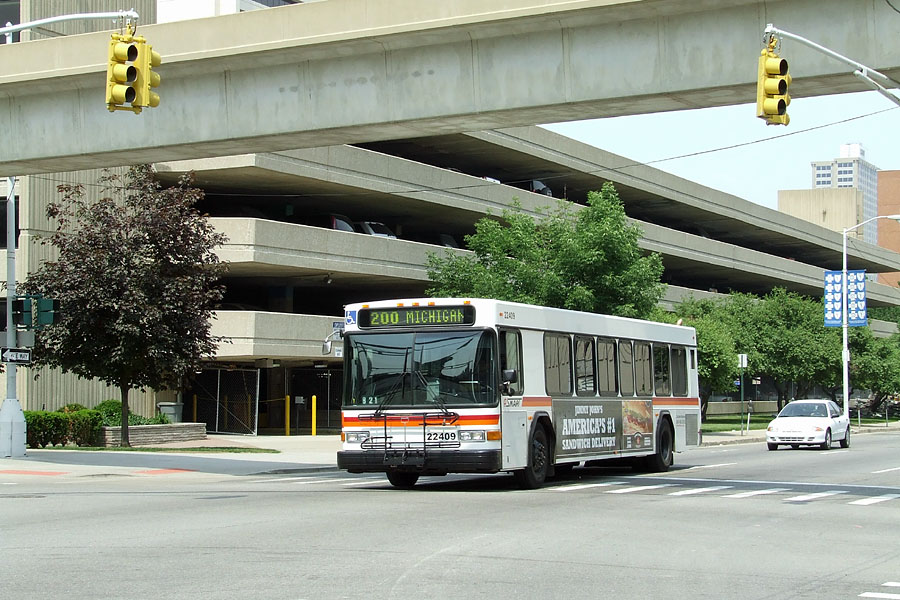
[3, 433, 899, 600]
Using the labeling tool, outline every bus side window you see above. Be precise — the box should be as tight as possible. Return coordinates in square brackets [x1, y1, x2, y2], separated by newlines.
[575, 336, 595, 396]
[544, 333, 572, 396]
[499, 330, 523, 396]
[597, 338, 618, 396]
[671, 346, 688, 397]
[653, 343, 671, 397]
[618, 340, 634, 397]
[634, 341, 653, 396]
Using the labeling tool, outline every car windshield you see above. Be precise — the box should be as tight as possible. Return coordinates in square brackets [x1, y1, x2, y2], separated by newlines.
[344, 330, 497, 408]
[778, 402, 828, 418]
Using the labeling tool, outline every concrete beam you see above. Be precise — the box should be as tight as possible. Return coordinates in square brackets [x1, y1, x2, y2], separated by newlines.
[1, 0, 898, 175]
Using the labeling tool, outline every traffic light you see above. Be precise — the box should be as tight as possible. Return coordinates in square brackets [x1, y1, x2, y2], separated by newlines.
[34, 297, 59, 328]
[133, 39, 161, 109]
[106, 34, 139, 112]
[11, 298, 32, 328]
[756, 41, 791, 126]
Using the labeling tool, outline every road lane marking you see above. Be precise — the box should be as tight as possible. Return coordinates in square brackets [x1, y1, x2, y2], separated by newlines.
[344, 478, 388, 486]
[723, 488, 789, 498]
[859, 593, 900, 599]
[871, 467, 900, 474]
[785, 490, 848, 502]
[679, 463, 737, 471]
[554, 482, 626, 492]
[293, 478, 352, 485]
[849, 494, 900, 506]
[0, 469, 68, 476]
[668, 486, 732, 496]
[607, 484, 675, 494]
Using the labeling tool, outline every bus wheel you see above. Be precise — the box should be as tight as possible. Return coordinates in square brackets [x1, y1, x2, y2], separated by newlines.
[644, 420, 674, 472]
[386, 471, 419, 488]
[515, 425, 550, 489]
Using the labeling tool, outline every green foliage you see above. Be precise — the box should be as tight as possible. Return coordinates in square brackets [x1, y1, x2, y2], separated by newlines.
[67, 410, 103, 446]
[869, 305, 900, 324]
[426, 183, 664, 319]
[93, 399, 168, 427]
[24, 411, 71, 448]
[57, 403, 88, 413]
[21, 165, 227, 445]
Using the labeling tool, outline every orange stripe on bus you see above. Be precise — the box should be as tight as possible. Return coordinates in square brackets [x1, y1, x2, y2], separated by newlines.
[522, 396, 552, 407]
[652, 398, 700, 407]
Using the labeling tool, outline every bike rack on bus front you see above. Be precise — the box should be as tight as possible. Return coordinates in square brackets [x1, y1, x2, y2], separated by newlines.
[357, 411, 461, 467]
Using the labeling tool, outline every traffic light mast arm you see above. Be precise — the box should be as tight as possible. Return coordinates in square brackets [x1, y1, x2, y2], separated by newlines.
[764, 23, 900, 108]
[0, 9, 139, 37]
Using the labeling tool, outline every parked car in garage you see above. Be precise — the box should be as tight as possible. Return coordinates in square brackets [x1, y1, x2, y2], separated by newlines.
[354, 221, 397, 238]
[766, 399, 850, 451]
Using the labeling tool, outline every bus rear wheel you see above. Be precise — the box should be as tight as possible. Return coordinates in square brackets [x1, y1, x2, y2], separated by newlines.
[515, 424, 550, 489]
[643, 420, 674, 472]
[386, 471, 419, 488]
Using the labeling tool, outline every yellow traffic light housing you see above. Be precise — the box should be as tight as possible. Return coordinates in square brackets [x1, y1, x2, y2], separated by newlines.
[756, 36, 791, 126]
[133, 40, 162, 109]
[105, 25, 161, 114]
[106, 35, 138, 111]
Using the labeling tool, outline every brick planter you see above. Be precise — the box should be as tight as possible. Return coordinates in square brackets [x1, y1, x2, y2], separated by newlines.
[100, 423, 207, 447]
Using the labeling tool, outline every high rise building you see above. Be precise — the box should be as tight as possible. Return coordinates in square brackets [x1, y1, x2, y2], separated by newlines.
[809, 143, 880, 243]
[878, 170, 900, 287]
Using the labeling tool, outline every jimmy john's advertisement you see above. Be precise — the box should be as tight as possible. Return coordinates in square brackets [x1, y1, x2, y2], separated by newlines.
[555, 399, 653, 457]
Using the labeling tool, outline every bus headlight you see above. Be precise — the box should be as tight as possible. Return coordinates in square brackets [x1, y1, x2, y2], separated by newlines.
[345, 431, 370, 443]
[459, 430, 485, 442]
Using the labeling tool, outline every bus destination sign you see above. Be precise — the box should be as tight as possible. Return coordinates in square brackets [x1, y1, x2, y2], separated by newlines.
[359, 305, 475, 328]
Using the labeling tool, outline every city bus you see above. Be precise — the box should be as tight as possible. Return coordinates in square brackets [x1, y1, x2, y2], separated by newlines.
[332, 298, 701, 488]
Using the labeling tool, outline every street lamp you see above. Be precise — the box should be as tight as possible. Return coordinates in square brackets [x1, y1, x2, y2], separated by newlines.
[841, 214, 900, 420]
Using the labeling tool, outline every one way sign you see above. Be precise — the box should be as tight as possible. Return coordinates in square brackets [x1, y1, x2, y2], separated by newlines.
[1, 347, 32, 364]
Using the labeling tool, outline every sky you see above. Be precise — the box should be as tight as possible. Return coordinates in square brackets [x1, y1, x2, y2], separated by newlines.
[543, 91, 900, 210]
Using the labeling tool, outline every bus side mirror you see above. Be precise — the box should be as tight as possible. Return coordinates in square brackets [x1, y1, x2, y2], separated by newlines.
[322, 340, 332, 355]
[502, 369, 518, 384]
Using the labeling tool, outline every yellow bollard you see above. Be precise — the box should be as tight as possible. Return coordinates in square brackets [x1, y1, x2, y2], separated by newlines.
[285, 395, 290, 436]
[312, 395, 317, 436]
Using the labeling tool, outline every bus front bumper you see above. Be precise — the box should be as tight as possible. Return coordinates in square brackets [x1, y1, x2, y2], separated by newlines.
[337, 449, 502, 474]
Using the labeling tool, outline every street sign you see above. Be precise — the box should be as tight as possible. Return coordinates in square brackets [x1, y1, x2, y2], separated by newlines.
[1, 347, 32, 364]
[824, 270, 867, 327]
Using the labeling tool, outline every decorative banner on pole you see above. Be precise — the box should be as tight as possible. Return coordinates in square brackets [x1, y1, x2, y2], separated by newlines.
[824, 270, 867, 327]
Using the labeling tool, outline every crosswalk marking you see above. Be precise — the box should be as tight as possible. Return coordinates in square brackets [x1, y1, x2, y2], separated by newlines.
[606, 484, 675, 494]
[871, 466, 900, 474]
[849, 494, 900, 506]
[668, 486, 732, 496]
[723, 488, 789, 498]
[859, 593, 900, 599]
[555, 481, 626, 492]
[344, 478, 387, 486]
[785, 490, 847, 502]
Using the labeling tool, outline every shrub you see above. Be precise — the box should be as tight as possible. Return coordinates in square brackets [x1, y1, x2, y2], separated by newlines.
[57, 403, 88, 413]
[68, 410, 102, 446]
[95, 399, 169, 426]
[24, 411, 69, 448]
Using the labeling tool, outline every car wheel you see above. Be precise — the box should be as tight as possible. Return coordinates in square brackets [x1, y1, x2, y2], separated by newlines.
[767, 442, 778, 451]
[791, 444, 800, 449]
[840, 426, 850, 449]
[820, 429, 832, 450]
[514, 424, 550, 489]
[386, 471, 419, 488]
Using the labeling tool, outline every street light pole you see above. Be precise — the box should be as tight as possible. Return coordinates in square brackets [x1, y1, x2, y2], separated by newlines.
[841, 214, 900, 420]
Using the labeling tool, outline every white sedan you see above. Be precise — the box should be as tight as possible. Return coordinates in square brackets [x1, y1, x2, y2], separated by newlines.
[766, 399, 851, 451]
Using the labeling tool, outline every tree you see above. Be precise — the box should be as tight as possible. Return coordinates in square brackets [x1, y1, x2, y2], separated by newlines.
[21, 166, 227, 446]
[426, 182, 665, 319]
[848, 329, 900, 413]
[666, 299, 739, 419]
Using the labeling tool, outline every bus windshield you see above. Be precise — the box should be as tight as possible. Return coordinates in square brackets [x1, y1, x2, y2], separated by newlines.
[344, 330, 497, 408]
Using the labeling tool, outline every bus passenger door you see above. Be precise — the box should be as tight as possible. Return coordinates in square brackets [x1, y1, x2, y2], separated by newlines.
[500, 329, 527, 469]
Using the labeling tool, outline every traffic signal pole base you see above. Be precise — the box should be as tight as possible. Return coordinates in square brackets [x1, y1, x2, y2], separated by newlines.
[0, 397, 27, 457]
